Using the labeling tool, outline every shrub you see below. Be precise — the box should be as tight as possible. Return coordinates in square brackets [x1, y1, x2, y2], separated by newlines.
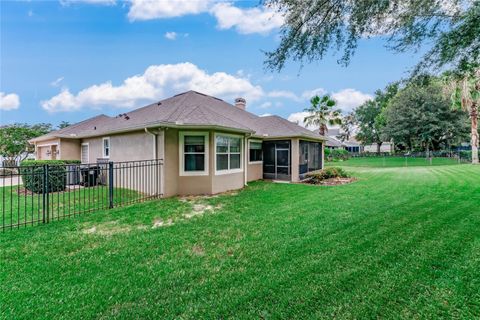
[305, 167, 350, 184]
[327, 149, 350, 161]
[20, 160, 80, 193]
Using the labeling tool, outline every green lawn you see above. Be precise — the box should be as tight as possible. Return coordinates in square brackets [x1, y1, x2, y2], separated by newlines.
[1, 163, 480, 319]
[328, 156, 463, 167]
[0, 185, 142, 230]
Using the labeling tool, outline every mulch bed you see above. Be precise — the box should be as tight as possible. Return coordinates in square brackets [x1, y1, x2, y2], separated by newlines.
[302, 177, 357, 186]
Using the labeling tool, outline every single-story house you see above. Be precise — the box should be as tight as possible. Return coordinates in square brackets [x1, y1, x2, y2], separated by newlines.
[30, 91, 326, 197]
[325, 129, 392, 154]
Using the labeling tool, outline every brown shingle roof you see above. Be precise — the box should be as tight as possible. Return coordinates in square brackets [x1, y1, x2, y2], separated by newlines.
[32, 91, 326, 142]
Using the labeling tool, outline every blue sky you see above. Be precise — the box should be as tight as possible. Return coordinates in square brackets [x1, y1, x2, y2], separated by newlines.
[0, 0, 425, 127]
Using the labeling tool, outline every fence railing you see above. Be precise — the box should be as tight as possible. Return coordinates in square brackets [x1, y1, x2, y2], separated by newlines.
[0, 159, 163, 231]
[349, 151, 472, 163]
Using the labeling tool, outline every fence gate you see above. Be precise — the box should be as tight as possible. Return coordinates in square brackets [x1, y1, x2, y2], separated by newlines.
[1, 159, 163, 231]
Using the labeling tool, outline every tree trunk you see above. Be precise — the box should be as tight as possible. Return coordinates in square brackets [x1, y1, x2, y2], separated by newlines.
[376, 142, 382, 155]
[471, 103, 479, 164]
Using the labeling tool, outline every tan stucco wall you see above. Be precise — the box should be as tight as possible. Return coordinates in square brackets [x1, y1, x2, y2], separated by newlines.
[81, 131, 155, 163]
[163, 128, 248, 197]
[212, 172, 244, 194]
[59, 139, 81, 160]
[81, 137, 102, 163]
[35, 138, 60, 160]
[247, 163, 262, 182]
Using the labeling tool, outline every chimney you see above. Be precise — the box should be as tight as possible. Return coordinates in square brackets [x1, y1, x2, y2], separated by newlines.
[234, 97, 246, 110]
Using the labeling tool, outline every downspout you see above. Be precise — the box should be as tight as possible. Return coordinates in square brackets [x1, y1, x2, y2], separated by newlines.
[244, 133, 252, 186]
[144, 128, 158, 158]
[145, 128, 160, 196]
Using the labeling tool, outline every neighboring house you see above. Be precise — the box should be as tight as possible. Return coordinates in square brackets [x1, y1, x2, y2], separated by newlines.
[325, 129, 391, 154]
[363, 142, 393, 153]
[30, 91, 326, 197]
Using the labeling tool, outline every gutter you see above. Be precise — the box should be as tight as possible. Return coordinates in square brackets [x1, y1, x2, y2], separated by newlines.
[32, 123, 254, 142]
[145, 127, 163, 196]
[244, 133, 252, 186]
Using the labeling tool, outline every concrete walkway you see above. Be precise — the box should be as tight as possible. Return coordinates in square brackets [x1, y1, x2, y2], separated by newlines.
[0, 176, 22, 187]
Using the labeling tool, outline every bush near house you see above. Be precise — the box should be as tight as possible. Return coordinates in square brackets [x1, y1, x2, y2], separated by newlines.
[325, 148, 350, 161]
[20, 160, 81, 193]
[305, 167, 350, 184]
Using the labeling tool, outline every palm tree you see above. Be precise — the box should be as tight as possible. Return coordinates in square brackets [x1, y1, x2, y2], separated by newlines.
[446, 68, 479, 164]
[304, 94, 342, 136]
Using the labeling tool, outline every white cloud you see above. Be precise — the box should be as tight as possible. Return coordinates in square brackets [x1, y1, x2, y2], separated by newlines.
[164, 32, 177, 40]
[128, 0, 211, 21]
[210, 2, 284, 35]
[260, 113, 272, 117]
[301, 87, 327, 100]
[0, 92, 20, 111]
[259, 102, 272, 109]
[41, 62, 264, 112]
[287, 111, 310, 128]
[331, 88, 372, 112]
[50, 76, 65, 87]
[288, 88, 372, 128]
[267, 90, 300, 101]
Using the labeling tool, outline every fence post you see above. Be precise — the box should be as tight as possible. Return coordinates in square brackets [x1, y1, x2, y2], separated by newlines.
[43, 164, 49, 224]
[108, 161, 114, 209]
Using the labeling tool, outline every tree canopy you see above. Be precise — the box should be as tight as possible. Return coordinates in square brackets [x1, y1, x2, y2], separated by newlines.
[264, 0, 479, 75]
[355, 83, 398, 153]
[383, 78, 469, 151]
[0, 123, 52, 165]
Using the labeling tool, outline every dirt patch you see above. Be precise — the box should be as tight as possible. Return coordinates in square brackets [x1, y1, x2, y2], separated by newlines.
[152, 218, 174, 229]
[14, 188, 34, 196]
[82, 221, 131, 236]
[304, 177, 357, 186]
[179, 190, 238, 202]
[191, 244, 205, 256]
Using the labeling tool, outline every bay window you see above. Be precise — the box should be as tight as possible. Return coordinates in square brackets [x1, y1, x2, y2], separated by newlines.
[215, 134, 242, 174]
[180, 132, 209, 176]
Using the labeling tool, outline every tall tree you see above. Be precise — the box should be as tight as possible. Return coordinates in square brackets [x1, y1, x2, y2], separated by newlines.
[0, 123, 51, 166]
[264, 0, 479, 76]
[355, 83, 399, 153]
[445, 68, 479, 164]
[303, 94, 342, 136]
[383, 78, 469, 153]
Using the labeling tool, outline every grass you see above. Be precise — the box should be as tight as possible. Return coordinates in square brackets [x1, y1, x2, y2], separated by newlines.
[328, 156, 463, 167]
[0, 185, 141, 229]
[1, 162, 480, 319]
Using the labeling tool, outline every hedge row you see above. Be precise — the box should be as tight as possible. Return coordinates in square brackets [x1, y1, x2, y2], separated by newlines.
[20, 160, 81, 193]
[325, 148, 350, 161]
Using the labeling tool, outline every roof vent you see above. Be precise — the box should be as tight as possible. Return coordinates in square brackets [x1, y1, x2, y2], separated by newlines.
[234, 97, 246, 110]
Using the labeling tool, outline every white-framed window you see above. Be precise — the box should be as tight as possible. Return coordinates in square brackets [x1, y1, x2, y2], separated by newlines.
[81, 143, 89, 164]
[179, 132, 209, 176]
[215, 133, 243, 175]
[102, 137, 110, 158]
[248, 140, 263, 163]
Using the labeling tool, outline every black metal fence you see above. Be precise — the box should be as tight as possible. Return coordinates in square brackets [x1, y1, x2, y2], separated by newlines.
[0, 159, 163, 231]
[350, 151, 472, 164]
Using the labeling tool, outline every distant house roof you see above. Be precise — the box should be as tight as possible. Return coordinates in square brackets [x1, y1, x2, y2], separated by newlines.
[325, 136, 344, 147]
[31, 91, 326, 142]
